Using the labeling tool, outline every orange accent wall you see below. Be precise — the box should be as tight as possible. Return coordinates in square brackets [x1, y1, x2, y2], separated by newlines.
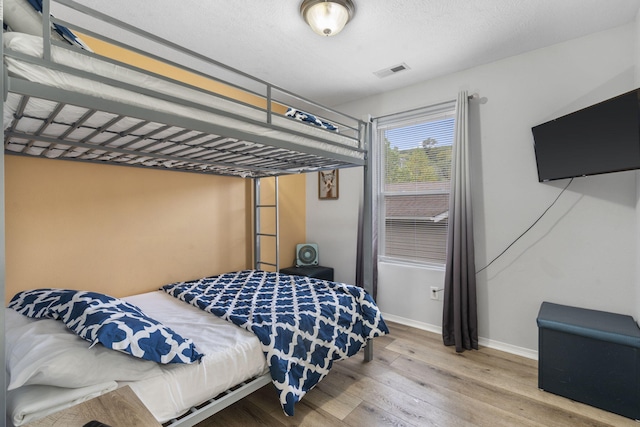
[5, 156, 306, 303]
[5, 35, 307, 303]
[279, 175, 307, 268]
[5, 156, 245, 300]
[254, 176, 307, 271]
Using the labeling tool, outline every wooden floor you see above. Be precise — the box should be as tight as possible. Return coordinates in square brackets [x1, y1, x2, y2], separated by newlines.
[196, 321, 637, 427]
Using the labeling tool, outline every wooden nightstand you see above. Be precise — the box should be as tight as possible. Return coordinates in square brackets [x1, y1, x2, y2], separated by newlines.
[23, 386, 161, 427]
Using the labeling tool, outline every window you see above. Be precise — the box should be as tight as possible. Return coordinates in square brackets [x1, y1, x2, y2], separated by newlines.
[376, 103, 455, 266]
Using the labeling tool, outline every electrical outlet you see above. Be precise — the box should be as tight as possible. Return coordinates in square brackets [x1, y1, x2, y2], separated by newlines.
[430, 286, 439, 300]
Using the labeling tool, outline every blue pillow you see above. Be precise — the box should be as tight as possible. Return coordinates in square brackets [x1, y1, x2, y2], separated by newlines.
[9, 289, 203, 364]
[26, 0, 84, 48]
[7, 288, 69, 319]
[285, 108, 338, 131]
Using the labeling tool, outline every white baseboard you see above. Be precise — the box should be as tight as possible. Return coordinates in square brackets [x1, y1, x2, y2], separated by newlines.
[382, 312, 538, 360]
[381, 312, 443, 335]
[478, 337, 538, 360]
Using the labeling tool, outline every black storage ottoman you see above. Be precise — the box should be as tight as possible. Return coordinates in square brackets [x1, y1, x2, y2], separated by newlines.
[279, 266, 334, 281]
[536, 302, 640, 420]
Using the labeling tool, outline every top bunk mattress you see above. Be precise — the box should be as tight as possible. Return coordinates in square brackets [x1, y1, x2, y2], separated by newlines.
[3, 32, 365, 177]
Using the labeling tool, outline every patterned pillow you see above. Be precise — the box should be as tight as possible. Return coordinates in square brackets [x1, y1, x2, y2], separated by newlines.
[9, 289, 203, 364]
[7, 288, 69, 319]
[24, 0, 92, 50]
[285, 108, 338, 131]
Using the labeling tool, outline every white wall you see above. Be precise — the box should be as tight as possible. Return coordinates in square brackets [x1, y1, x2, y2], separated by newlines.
[305, 167, 362, 285]
[308, 22, 640, 354]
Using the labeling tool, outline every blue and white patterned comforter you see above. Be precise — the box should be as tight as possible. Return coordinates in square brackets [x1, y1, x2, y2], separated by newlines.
[161, 270, 388, 415]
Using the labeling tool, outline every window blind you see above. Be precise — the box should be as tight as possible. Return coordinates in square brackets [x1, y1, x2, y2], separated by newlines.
[376, 102, 455, 266]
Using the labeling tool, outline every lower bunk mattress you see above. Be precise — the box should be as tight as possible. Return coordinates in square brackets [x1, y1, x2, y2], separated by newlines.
[5, 290, 268, 426]
[5, 270, 388, 426]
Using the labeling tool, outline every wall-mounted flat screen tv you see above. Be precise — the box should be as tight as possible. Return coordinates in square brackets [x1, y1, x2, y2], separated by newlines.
[532, 89, 640, 182]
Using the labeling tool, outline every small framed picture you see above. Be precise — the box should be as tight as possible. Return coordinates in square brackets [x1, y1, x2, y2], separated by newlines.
[318, 169, 339, 199]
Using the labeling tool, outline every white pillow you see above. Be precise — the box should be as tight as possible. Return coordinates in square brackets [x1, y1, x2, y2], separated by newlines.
[3, 0, 92, 51]
[7, 381, 118, 426]
[4, 0, 49, 37]
[5, 308, 163, 390]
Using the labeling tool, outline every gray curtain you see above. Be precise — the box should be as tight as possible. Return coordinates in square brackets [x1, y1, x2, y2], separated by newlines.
[442, 90, 478, 352]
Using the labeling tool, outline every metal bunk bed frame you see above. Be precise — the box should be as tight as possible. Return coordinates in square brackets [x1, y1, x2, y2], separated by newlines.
[0, 0, 375, 425]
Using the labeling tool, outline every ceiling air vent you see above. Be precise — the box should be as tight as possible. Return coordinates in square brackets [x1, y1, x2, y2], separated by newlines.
[374, 62, 410, 78]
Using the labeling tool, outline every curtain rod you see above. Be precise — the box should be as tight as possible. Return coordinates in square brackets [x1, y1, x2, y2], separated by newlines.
[372, 92, 481, 122]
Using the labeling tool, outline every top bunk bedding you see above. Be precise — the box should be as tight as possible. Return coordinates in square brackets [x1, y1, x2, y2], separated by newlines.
[2, 0, 367, 178]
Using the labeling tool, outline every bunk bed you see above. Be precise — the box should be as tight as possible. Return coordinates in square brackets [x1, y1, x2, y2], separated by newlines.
[1, 0, 381, 425]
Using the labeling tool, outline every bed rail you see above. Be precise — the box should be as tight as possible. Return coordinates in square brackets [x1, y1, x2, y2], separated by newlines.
[2, 0, 366, 178]
[163, 374, 272, 427]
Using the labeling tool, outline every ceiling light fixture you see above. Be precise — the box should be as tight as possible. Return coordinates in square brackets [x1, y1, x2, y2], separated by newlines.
[300, 0, 355, 37]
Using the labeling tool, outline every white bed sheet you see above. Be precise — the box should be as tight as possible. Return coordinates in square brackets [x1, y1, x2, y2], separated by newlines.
[121, 291, 268, 423]
[3, 32, 363, 162]
[5, 290, 268, 425]
[7, 381, 118, 426]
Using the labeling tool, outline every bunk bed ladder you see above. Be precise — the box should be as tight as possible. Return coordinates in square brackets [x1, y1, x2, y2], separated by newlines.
[254, 177, 279, 272]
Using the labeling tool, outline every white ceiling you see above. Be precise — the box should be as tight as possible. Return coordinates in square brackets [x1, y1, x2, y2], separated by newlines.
[71, 0, 640, 107]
